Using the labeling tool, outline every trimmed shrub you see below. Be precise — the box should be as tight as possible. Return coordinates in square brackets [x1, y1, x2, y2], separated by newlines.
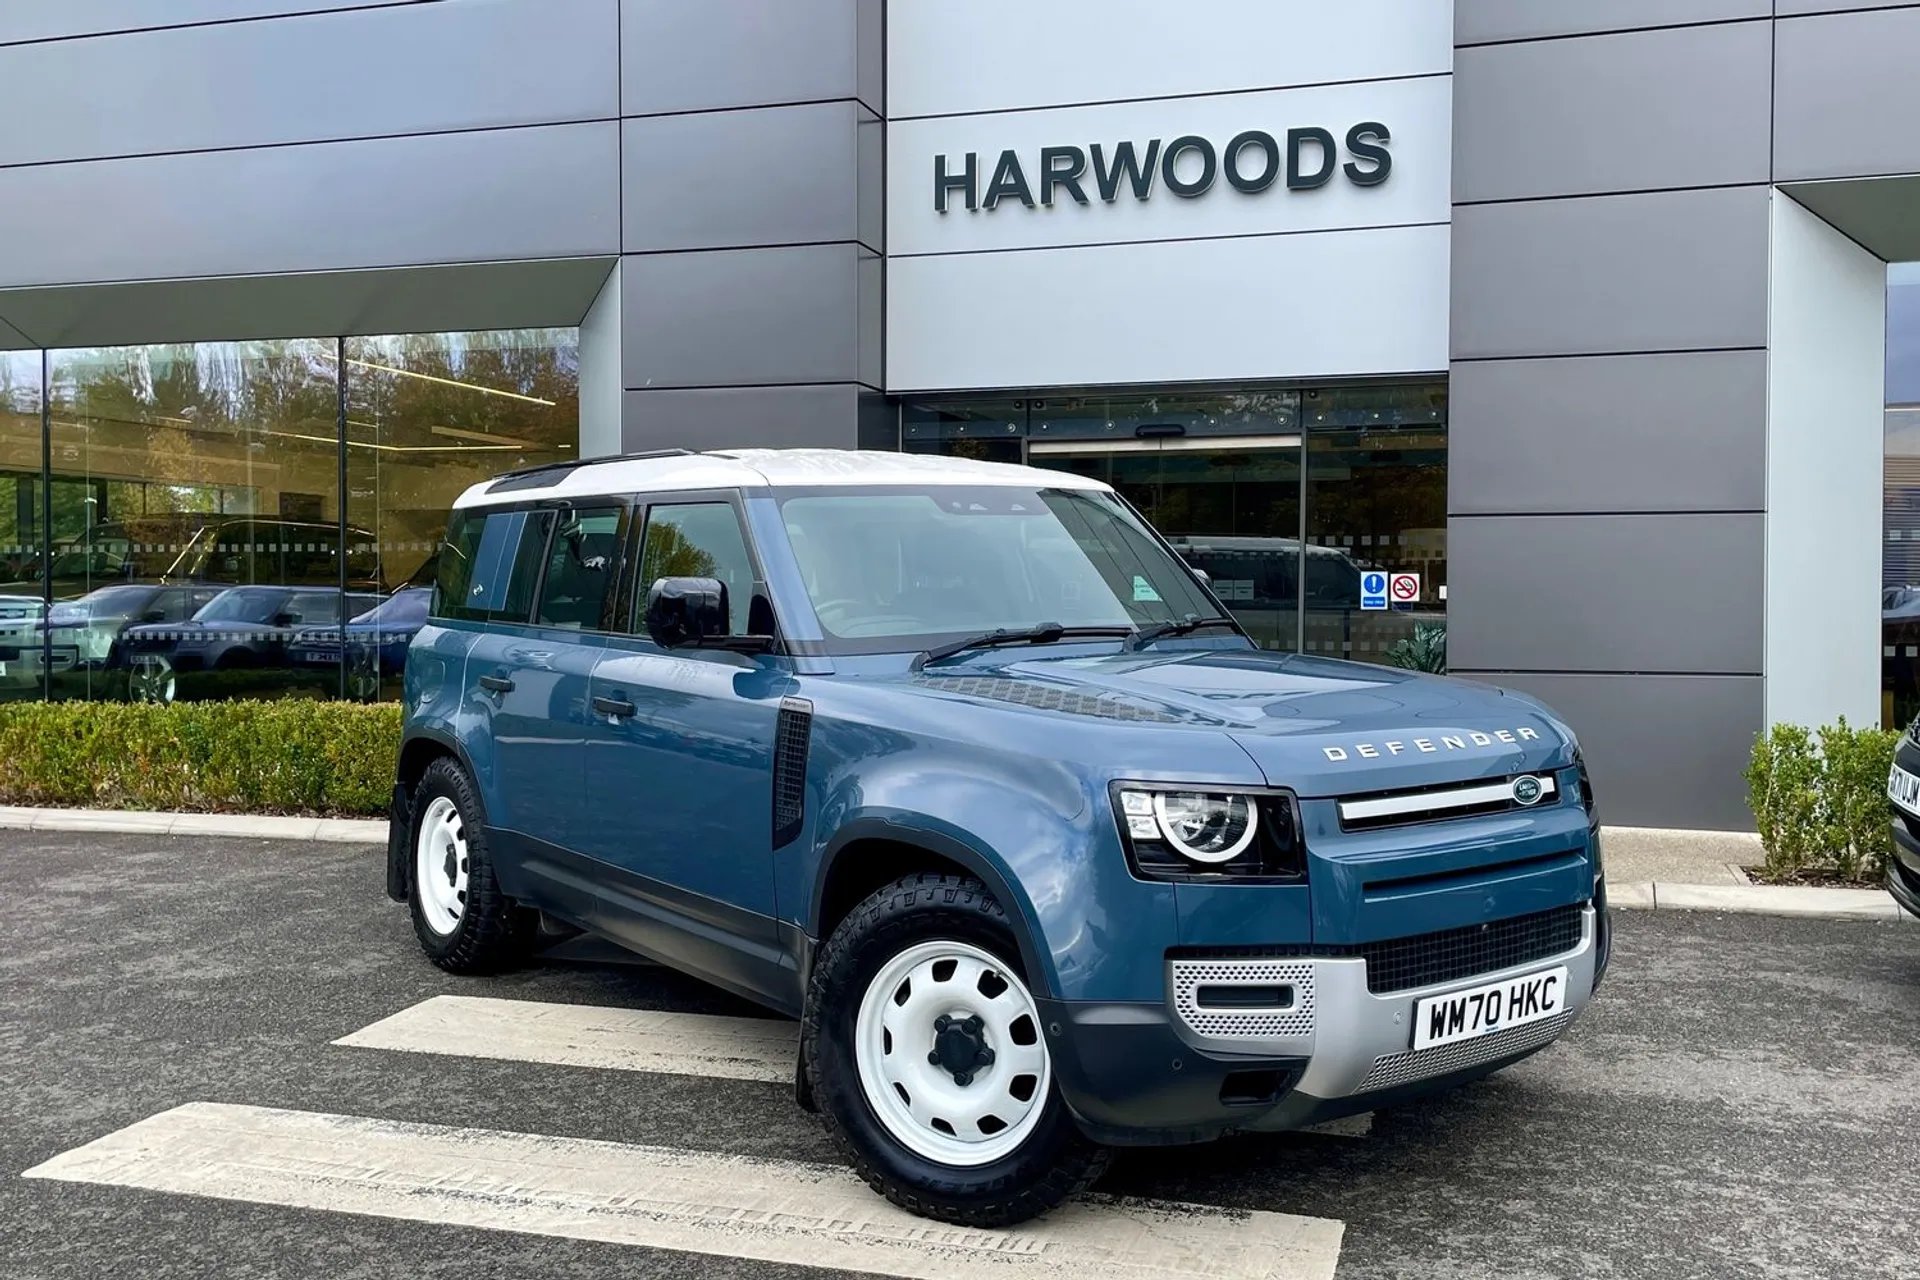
[1745, 717, 1899, 882]
[0, 699, 400, 817]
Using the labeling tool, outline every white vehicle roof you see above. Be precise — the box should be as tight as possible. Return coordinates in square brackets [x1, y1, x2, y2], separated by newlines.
[450, 447, 1113, 511]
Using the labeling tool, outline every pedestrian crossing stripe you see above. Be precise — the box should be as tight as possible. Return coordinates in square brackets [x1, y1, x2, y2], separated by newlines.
[22, 1102, 1347, 1280]
[332, 995, 1375, 1138]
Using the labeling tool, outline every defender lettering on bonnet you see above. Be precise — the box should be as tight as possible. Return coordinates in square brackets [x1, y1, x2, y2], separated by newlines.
[1322, 727, 1542, 762]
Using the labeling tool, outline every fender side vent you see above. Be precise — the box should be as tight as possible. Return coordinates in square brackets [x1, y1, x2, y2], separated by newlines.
[772, 697, 813, 849]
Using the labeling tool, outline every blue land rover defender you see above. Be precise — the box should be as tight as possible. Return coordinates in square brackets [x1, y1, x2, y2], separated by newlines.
[385, 448, 1611, 1226]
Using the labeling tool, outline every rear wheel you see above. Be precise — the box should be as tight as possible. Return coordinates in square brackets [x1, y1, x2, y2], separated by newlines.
[406, 758, 535, 973]
[802, 873, 1110, 1226]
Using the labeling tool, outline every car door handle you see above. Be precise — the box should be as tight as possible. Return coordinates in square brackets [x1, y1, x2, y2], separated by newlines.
[478, 674, 514, 694]
[592, 694, 636, 719]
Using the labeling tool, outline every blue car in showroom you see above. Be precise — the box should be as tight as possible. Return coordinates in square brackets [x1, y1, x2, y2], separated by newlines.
[289, 586, 432, 701]
[384, 448, 1609, 1226]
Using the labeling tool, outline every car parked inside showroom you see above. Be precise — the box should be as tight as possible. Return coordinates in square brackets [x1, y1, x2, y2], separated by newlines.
[384, 448, 1610, 1227]
[288, 586, 432, 701]
[120, 584, 383, 703]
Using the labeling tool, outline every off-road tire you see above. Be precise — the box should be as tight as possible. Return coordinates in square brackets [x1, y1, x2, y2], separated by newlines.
[802, 872, 1111, 1226]
[405, 757, 536, 974]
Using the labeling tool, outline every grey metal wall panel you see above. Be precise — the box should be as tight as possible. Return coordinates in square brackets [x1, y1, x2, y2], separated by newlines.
[1460, 672, 1763, 830]
[621, 384, 864, 451]
[857, 0, 884, 115]
[0, 0, 427, 44]
[1776, 1, 1920, 14]
[620, 244, 865, 389]
[0, 258, 615, 349]
[1448, 513, 1765, 674]
[1456, 0, 1769, 45]
[1449, 351, 1769, 516]
[1776, 8, 1920, 182]
[858, 248, 884, 391]
[621, 103, 862, 254]
[858, 106, 885, 254]
[1450, 186, 1771, 360]
[1454, 23, 1772, 203]
[621, 0, 859, 115]
[0, 0, 616, 168]
[0, 123, 620, 289]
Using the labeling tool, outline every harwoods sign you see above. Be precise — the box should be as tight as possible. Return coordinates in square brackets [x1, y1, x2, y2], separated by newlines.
[934, 123, 1392, 213]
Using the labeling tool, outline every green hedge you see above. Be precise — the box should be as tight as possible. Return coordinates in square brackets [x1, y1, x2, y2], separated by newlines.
[0, 700, 400, 817]
[1745, 717, 1899, 883]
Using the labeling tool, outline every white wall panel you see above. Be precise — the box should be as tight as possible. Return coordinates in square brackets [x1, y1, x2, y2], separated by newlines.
[888, 76, 1448, 256]
[888, 0, 1453, 118]
[1763, 192, 1884, 732]
[887, 224, 1449, 392]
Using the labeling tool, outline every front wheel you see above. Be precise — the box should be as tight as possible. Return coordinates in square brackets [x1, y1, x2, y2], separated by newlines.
[127, 654, 175, 704]
[802, 873, 1110, 1226]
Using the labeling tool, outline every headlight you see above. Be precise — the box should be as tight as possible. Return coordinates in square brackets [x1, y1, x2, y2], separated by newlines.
[1112, 785, 1303, 881]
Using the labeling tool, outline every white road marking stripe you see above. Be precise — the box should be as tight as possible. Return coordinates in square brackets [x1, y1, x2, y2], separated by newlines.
[333, 995, 794, 1083]
[335, 994, 1374, 1136]
[22, 1103, 1346, 1280]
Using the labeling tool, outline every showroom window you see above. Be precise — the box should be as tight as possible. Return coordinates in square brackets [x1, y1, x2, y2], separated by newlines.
[0, 329, 578, 706]
[901, 383, 1447, 670]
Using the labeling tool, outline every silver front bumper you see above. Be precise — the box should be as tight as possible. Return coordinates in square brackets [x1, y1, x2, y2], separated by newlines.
[1165, 907, 1597, 1108]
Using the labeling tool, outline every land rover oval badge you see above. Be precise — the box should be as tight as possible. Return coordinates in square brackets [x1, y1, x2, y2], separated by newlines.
[1511, 775, 1544, 806]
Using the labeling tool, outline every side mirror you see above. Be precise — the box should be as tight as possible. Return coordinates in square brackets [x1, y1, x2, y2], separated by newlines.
[140, 609, 166, 623]
[272, 612, 297, 628]
[645, 577, 728, 648]
[1191, 568, 1212, 587]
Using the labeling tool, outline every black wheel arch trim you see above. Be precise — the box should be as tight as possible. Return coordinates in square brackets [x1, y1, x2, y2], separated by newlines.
[807, 817, 1051, 998]
[386, 727, 484, 904]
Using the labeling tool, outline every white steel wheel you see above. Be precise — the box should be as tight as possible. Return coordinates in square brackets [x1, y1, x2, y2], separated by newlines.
[413, 795, 469, 937]
[129, 655, 175, 704]
[854, 939, 1051, 1168]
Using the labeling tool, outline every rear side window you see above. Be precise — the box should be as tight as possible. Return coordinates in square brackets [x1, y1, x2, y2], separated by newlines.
[435, 509, 535, 622]
[536, 507, 623, 630]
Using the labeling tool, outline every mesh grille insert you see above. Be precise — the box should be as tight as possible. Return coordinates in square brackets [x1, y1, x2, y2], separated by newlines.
[1359, 1012, 1574, 1092]
[1174, 903, 1586, 996]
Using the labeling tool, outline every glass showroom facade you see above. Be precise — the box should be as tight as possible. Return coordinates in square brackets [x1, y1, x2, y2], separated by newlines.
[904, 382, 1449, 668]
[0, 329, 578, 705]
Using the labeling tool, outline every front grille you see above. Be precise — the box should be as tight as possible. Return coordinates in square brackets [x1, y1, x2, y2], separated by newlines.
[1174, 902, 1587, 996]
[1356, 904, 1584, 994]
[1338, 771, 1559, 831]
[1358, 1011, 1574, 1092]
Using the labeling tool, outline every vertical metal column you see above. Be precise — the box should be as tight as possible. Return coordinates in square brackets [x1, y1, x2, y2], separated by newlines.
[38, 349, 51, 699]
[336, 338, 349, 702]
[1295, 431, 1309, 656]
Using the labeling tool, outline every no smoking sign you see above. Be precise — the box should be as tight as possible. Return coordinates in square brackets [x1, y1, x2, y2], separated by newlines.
[1389, 572, 1421, 604]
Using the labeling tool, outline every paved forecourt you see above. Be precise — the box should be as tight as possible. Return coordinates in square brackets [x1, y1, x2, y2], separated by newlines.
[5, 830, 1919, 1279]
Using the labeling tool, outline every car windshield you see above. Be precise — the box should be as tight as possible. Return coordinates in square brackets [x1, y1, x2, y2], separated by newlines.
[43, 522, 204, 581]
[775, 486, 1221, 651]
[193, 587, 288, 624]
[52, 585, 155, 618]
[352, 589, 430, 627]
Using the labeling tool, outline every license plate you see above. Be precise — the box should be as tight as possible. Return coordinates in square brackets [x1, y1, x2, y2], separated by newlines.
[1889, 764, 1920, 816]
[1412, 965, 1568, 1051]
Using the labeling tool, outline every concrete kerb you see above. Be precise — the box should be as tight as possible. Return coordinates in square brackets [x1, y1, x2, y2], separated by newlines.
[0, 807, 1910, 921]
[0, 806, 385, 845]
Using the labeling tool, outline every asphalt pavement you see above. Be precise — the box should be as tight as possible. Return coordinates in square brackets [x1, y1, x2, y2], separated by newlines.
[2, 831, 1916, 1280]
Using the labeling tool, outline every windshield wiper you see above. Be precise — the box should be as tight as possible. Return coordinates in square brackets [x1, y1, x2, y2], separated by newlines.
[1122, 614, 1241, 652]
[912, 623, 1135, 671]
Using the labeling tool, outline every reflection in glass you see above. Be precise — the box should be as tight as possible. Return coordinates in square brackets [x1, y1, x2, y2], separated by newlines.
[1884, 264, 1920, 726]
[345, 329, 579, 699]
[43, 340, 345, 703]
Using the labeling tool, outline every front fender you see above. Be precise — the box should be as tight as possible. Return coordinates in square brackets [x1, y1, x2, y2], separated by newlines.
[796, 750, 1177, 1004]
